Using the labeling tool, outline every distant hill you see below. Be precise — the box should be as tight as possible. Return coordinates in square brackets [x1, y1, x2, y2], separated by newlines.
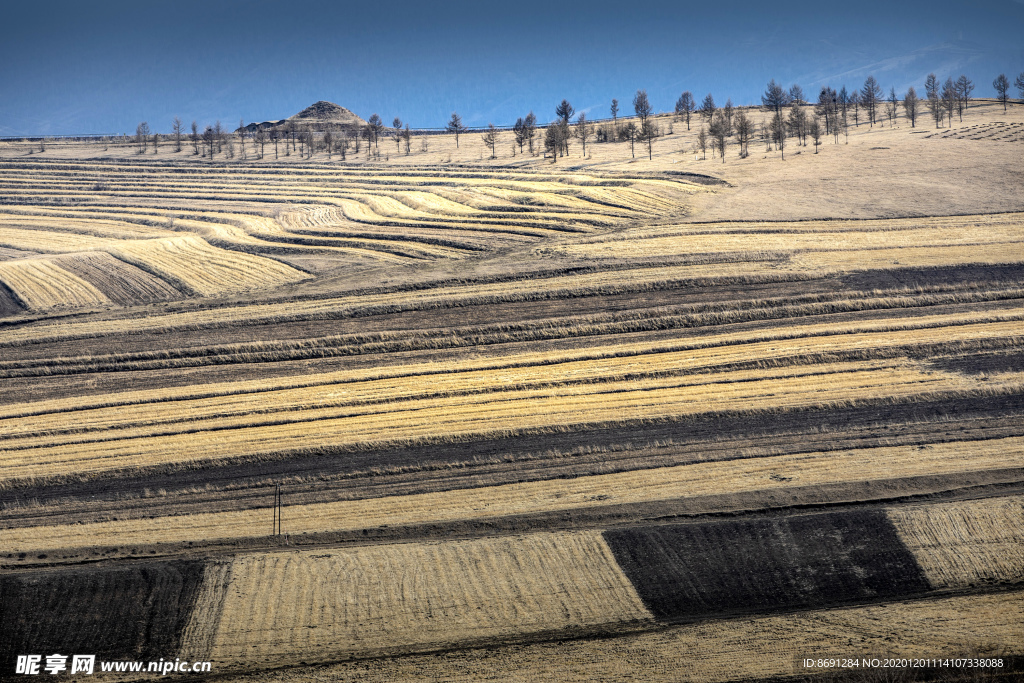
[238, 101, 367, 133]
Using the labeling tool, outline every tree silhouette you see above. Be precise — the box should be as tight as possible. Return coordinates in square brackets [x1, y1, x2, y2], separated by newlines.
[861, 76, 882, 126]
[903, 87, 919, 127]
[633, 89, 655, 159]
[994, 74, 1010, 112]
[675, 91, 695, 130]
[446, 112, 467, 148]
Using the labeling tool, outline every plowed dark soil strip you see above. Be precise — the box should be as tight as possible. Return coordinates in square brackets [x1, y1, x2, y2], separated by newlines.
[0, 559, 206, 670]
[0, 282, 24, 317]
[603, 510, 930, 621]
[53, 252, 183, 305]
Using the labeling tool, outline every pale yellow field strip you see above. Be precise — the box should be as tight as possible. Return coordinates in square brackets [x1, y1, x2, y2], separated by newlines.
[0, 258, 110, 309]
[109, 236, 309, 296]
[0, 213, 177, 239]
[6, 437, 1024, 552]
[5, 362, 1019, 480]
[554, 223, 1024, 258]
[0, 226, 126, 253]
[889, 496, 1024, 589]
[195, 531, 650, 667]
[2, 316, 1021, 423]
[255, 591, 1024, 683]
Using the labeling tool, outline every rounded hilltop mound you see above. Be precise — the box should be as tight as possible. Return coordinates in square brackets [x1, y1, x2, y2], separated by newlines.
[239, 101, 366, 132]
[287, 101, 366, 127]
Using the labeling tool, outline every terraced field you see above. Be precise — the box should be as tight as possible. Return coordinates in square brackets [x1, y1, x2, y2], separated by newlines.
[0, 152, 1022, 681]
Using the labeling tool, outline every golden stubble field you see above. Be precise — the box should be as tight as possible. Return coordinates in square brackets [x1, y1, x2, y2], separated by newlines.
[1, 99, 1022, 682]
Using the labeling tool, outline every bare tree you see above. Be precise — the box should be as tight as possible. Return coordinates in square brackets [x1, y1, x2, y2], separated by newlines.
[238, 120, 247, 159]
[524, 111, 537, 154]
[699, 93, 716, 128]
[1016, 73, 1024, 101]
[323, 127, 333, 159]
[202, 125, 215, 158]
[810, 116, 822, 153]
[481, 123, 499, 158]
[723, 98, 734, 130]
[941, 77, 957, 126]
[172, 117, 184, 152]
[544, 121, 564, 161]
[403, 124, 411, 155]
[254, 127, 268, 159]
[770, 111, 787, 159]
[392, 117, 402, 151]
[135, 121, 150, 153]
[816, 86, 837, 137]
[575, 112, 592, 157]
[861, 76, 882, 126]
[993, 74, 1010, 112]
[555, 99, 574, 124]
[849, 89, 861, 127]
[788, 84, 805, 104]
[270, 129, 280, 159]
[886, 87, 898, 126]
[366, 113, 384, 148]
[152, 132, 159, 154]
[925, 73, 942, 128]
[708, 111, 729, 163]
[733, 109, 752, 158]
[903, 87, 919, 127]
[675, 91, 695, 130]
[633, 89, 655, 159]
[621, 121, 638, 158]
[446, 112, 467, 148]
[695, 126, 707, 160]
[787, 102, 807, 145]
[190, 121, 199, 154]
[955, 75, 974, 120]
[513, 117, 526, 153]
[610, 98, 619, 125]
[762, 79, 789, 117]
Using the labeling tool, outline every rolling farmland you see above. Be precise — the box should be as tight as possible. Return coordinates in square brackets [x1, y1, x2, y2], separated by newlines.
[1, 106, 1023, 682]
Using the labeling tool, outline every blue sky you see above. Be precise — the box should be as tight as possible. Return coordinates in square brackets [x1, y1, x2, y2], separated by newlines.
[1, 0, 1022, 135]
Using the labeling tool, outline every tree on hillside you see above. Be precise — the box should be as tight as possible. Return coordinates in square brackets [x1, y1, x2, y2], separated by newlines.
[621, 121, 638, 158]
[994, 74, 1010, 112]
[925, 73, 942, 128]
[762, 79, 789, 117]
[555, 100, 574, 156]
[172, 117, 184, 152]
[446, 112, 467, 148]
[770, 112, 787, 159]
[190, 121, 199, 155]
[513, 117, 525, 154]
[708, 111, 729, 163]
[524, 111, 537, 154]
[254, 127, 268, 159]
[810, 116, 822, 153]
[323, 127, 334, 159]
[723, 98, 734, 130]
[734, 109, 752, 158]
[903, 87, 919, 127]
[675, 91, 695, 130]
[941, 77, 957, 126]
[885, 87, 899, 127]
[135, 122, 150, 153]
[789, 85, 805, 104]
[202, 125, 215, 158]
[699, 93, 716, 128]
[152, 133, 159, 154]
[861, 76, 882, 127]
[576, 113, 592, 157]
[403, 124, 411, 155]
[849, 89, 860, 127]
[816, 86, 837, 137]
[392, 117, 403, 151]
[367, 113, 384, 148]
[695, 126, 707, 160]
[787, 101, 807, 145]
[544, 121, 565, 161]
[238, 120, 247, 159]
[610, 98, 619, 135]
[1016, 73, 1024, 101]
[955, 75, 974, 121]
[481, 123, 499, 159]
[633, 89, 655, 159]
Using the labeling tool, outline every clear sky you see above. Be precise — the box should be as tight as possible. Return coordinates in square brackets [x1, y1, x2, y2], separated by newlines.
[1, 0, 1022, 135]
